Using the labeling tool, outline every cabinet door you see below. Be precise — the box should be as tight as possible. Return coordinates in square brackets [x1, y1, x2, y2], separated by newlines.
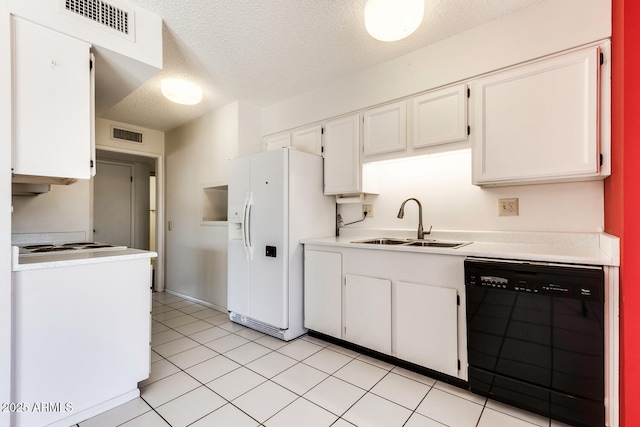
[265, 132, 291, 151]
[344, 274, 391, 354]
[473, 47, 601, 185]
[363, 101, 406, 156]
[395, 281, 458, 377]
[323, 114, 361, 195]
[412, 84, 468, 148]
[292, 124, 322, 156]
[12, 18, 92, 179]
[304, 250, 342, 338]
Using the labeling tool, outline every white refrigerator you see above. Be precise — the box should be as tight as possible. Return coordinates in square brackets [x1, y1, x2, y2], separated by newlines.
[227, 148, 335, 340]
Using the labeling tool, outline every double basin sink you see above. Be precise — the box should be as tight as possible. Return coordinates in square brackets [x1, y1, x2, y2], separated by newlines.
[352, 237, 471, 249]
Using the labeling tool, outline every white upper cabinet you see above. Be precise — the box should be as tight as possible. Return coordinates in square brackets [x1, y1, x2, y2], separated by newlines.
[265, 124, 322, 156]
[472, 46, 605, 186]
[264, 132, 291, 151]
[323, 114, 361, 195]
[363, 101, 406, 157]
[12, 17, 93, 180]
[292, 124, 322, 156]
[412, 84, 468, 148]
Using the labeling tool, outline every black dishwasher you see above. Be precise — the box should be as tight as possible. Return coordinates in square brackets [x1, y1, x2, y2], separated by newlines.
[464, 258, 605, 427]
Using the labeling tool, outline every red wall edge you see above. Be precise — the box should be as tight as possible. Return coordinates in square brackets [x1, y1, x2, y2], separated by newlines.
[606, 1, 640, 425]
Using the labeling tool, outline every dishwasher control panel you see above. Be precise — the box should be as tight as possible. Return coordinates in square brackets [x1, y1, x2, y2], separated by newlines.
[464, 258, 604, 301]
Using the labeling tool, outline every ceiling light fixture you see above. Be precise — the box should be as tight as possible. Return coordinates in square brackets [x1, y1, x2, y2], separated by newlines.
[364, 0, 424, 42]
[161, 78, 203, 105]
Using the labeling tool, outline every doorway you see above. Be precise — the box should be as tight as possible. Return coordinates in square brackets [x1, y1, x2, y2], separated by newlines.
[94, 160, 134, 247]
[94, 148, 164, 291]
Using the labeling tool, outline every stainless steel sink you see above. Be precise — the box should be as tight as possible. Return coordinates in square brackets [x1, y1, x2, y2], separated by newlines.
[352, 238, 410, 245]
[351, 238, 470, 249]
[404, 240, 470, 249]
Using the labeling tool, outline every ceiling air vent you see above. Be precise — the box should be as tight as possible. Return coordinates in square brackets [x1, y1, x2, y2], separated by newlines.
[62, 0, 134, 39]
[112, 126, 143, 144]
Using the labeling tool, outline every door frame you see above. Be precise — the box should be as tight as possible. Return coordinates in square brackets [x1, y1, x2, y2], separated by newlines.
[94, 159, 135, 247]
[94, 147, 166, 292]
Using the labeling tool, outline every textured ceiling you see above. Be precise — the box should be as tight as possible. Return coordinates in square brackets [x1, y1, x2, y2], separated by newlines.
[100, 0, 544, 132]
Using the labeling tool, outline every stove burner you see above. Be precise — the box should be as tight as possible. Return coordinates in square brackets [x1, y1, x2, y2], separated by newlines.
[20, 242, 124, 256]
[23, 244, 55, 250]
[32, 247, 77, 253]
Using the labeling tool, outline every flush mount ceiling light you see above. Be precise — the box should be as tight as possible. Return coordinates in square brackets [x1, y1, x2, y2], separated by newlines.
[161, 78, 203, 105]
[364, 0, 424, 42]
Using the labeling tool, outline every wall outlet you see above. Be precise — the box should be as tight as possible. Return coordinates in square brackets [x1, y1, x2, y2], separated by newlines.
[498, 198, 519, 216]
[363, 204, 374, 218]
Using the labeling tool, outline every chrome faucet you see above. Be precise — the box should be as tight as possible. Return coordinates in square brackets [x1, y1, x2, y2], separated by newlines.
[397, 198, 431, 239]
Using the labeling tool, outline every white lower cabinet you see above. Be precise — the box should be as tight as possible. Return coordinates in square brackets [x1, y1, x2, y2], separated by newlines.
[304, 250, 342, 338]
[395, 281, 458, 377]
[344, 274, 392, 354]
[303, 245, 466, 380]
[13, 257, 152, 427]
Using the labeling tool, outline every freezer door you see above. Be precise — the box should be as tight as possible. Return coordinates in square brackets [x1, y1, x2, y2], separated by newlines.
[248, 150, 289, 328]
[227, 240, 249, 315]
[227, 155, 251, 313]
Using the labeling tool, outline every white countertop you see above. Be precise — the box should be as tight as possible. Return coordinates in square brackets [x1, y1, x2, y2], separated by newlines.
[302, 231, 619, 266]
[12, 246, 158, 271]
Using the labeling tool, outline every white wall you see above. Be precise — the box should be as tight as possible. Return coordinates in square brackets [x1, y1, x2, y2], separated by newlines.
[339, 150, 604, 233]
[238, 101, 263, 157]
[165, 101, 261, 308]
[1, 3, 13, 424]
[96, 118, 165, 156]
[12, 180, 92, 236]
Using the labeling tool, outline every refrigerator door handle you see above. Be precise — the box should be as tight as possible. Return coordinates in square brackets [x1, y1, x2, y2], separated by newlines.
[241, 193, 250, 260]
[242, 192, 253, 260]
[246, 192, 254, 260]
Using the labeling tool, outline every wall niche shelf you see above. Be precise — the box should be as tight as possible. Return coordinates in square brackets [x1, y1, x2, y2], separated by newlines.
[201, 183, 228, 225]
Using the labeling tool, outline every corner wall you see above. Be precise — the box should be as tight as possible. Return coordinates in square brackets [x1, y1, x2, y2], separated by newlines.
[164, 101, 260, 308]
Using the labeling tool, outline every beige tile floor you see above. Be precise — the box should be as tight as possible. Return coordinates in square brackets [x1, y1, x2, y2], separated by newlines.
[77, 292, 574, 427]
